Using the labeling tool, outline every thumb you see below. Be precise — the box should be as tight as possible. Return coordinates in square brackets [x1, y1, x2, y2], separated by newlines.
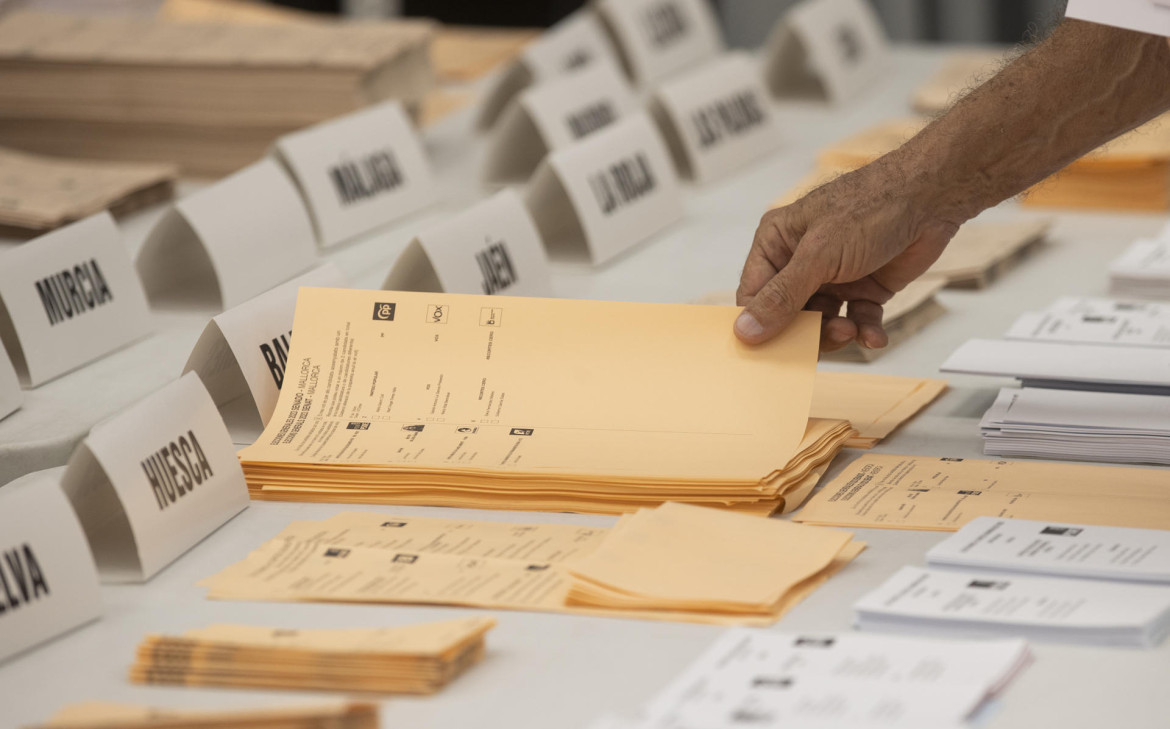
[734, 246, 824, 344]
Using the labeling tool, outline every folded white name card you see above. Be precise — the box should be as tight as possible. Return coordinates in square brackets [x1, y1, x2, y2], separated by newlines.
[525, 113, 683, 265]
[651, 53, 781, 183]
[385, 189, 553, 298]
[0, 212, 152, 388]
[136, 159, 319, 311]
[275, 101, 438, 248]
[0, 341, 23, 421]
[484, 60, 638, 183]
[184, 264, 346, 444]
[60, 372, 249, 583]
[478, 10, 623, 130]
[594, 0, 724, 87]
[0, 468, 102, 664]
[764, 0, 891, 103]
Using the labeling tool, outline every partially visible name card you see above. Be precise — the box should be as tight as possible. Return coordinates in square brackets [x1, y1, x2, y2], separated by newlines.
[595, 0, 724, 86]
[136, 159, 319, 311]
[651, 53, 781, 183]
[275, 101, 439, 248]
[764, 0, 891, 104]
[0, 212, 152, 387]
[184, 264, 347, 445]
[385, 189, 553, 297]
[0, 340, 22, 421]
[484, 60, 638, 183]
[478, 11, 623, 130]
[0, 468, 102, 664]
[61, 372, 249, 582]
[525, 113, 684, 265]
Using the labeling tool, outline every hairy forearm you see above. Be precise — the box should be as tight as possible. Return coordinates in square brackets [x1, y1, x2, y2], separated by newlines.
[886, 19, 1170, 224]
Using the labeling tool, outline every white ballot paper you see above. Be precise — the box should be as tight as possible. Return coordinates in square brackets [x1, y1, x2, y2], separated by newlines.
[928, 516, 1170, 584]
[484, 60, 637, 183]
[594, 0, 723, 87]
[650, 53, 780, 183]
[637, 629, 1030, 729]
[136, 159, 319, 311]
[478, 10, 622, 130]
[384, 189, 553, 297]
[1066, 0, 1170, 37]
[1109, 238, 1170, 299]
[1005, 310, 1170, 347]
[0, 212, 152, 388]
[1047, 295, 1170, 320]
[0, 339, 23, 421]
[763, 0, 892, 104]
[855, 566, 1170, 648]
[525, 113, 683, 265]
[183, 264, 347, 445]
[0, 468, 102, 664]
[274, 100, 438, 248]
[60, 372, 249, 583]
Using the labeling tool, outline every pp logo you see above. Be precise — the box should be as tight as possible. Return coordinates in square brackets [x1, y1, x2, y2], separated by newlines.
[373, 302, 396, 321]
[346, 422, 370, 430]
[324, 548, 350, 558]
[510, 428, 535, 436]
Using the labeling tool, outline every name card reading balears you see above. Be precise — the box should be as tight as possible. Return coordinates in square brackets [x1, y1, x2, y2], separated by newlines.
[136, 159, 319, 311]
[525, 113, 683, 265]
[274, 101, 438, 248]
[594, 0, 724, 87]
[0, 468, 101, 664]
[61, 372, 249, 582]
[0, 212, 152, 387]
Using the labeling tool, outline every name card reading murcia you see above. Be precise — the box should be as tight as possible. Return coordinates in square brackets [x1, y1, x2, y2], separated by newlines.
[274, 101, 438, 248]
[184, 264, 347, 444]
[525, 113, 683, 265]
[136, 159, 319, 311]
[0, 469, 102, 664]
[651, 53, 781, 183]
[0, 212, 152, 388]
[594, 0, 724, 87]
[478, 11, 623, 130]
[484, 60, 638, 183]
[384, 190, 553, 298]
[60, 373, 248, 582]
[764, 0, 891, 104]
[0, 341, 22, 421]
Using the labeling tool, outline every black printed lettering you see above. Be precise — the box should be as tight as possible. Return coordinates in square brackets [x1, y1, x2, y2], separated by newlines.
[171, 442, 192, 494]
[690, 90, 767, 149]
[142, 458, 168, 509]
[140, 430, 213, 511]
[642, 2, 689, 48]
[33, 259, 116, 327]
[329, 149, 405, 206]
[0, 544, 49, 615]
[261, 331, 293, 389]
[566, 101, 618, 139]
[587, 153, 656, 215]
[475, 240, 518, 296]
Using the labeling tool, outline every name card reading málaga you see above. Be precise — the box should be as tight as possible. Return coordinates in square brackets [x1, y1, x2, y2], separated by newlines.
[136, 159, 319, 310]
[651, 53, 781, 183]
[0, 469, 101, 664]
[0, 212, 151, 387]
[525, 113, 683, 265]
[764, 0, 891, 104]
[274, 101, 438, 248]
[61, 373, 248, 582]
[384, 190, 553, 297]
[595, 0, 724, 86]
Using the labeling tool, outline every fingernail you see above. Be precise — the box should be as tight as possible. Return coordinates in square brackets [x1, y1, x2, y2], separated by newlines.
[735, 311, 764, 338]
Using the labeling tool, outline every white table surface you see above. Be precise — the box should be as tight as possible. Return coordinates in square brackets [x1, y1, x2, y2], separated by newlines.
[2, 45, 1169, 728]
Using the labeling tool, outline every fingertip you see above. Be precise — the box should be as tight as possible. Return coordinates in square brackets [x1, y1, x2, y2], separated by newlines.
[859, 325, 889, 349]
[734, 310, 767, 343]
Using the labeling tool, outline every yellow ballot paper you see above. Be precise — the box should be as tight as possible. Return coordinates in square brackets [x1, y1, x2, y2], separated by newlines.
[239, 288, 844, 515]
[796, 454, 1170, 532]
[38, 701, 377, 729]
[811, 372, 947, 448]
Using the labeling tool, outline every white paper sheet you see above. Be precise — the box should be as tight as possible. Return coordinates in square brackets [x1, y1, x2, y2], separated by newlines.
[1066, 0, 1170, 36]
[941, 339, 1170, 393]
[1004, 311, 1170, 347]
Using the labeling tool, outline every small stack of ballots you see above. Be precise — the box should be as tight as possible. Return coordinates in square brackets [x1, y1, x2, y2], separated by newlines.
[200, 506, 864, 626]
[1110, 235, 1170, 299]
[811, 372, 947, 448]
[32, 702, 377, 729]
[129, 617, 495, 694]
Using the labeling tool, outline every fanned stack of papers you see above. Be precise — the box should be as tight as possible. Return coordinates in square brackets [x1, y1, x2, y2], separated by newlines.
[795, 454, 1170, 531]
[824, 277, 947, 361]
[911, 50, 1010, 113]
[239, 288, 853, 516]
[200, 505, 863, 626]
[1109, 237, 1170, 299]
[980, 387, 1170, 465]
[927, 219, 1050, 288]
[34, 702, 377, 729]
[811, 372, 946, 447]
[855, 566, 1170, 647]
[129, 617, 495, 694]
[0, 12, 434, 175]
[593, 629, 1030, 729]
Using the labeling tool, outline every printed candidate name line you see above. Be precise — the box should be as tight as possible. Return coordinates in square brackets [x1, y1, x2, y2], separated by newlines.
[35, 258, 114, 326]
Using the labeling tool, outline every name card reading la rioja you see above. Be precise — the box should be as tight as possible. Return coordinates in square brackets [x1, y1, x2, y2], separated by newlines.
[589, 153, 656, 215]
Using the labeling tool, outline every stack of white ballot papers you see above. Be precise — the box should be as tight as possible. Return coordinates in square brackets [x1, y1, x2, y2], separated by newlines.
[590, 629, 1031, 729]
[1004, 296, 1170, 347]
[1110, 237, 1170, 299]
[980, 387, 1170, 464]
[854, 566, 1170, 647]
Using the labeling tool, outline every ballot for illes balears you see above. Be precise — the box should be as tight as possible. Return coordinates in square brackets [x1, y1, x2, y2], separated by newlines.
[594, 0, 724, 87]
[60, 372, 248, 582]
[273, 100, 438, 249]
[0, 212, 152, 388]
[0, 468, 102, 664]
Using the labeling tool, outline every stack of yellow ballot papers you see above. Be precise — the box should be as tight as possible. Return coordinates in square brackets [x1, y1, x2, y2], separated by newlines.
[811, 372, 947, 448]
[199, 506, 864, 626]
[795, 454, 1170, 532]
[911, 50, 1011, 114]
[33, 702, 377, 729]
[239, 288, 854, 516]
[129, 617, 495, 694]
